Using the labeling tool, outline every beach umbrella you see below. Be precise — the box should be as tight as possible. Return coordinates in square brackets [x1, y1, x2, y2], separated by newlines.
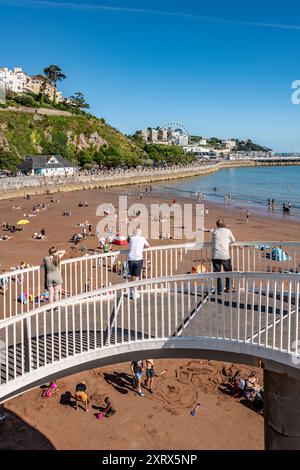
[17, 219, 30, 225]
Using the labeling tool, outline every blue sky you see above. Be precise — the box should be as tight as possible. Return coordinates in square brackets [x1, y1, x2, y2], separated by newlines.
[1, 0, 300, 151]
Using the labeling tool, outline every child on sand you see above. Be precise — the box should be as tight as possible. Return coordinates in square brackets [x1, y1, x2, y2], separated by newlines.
[41, 380, 59, 398]
[74, 382, 89, 412]
[102, 397, 116, 417]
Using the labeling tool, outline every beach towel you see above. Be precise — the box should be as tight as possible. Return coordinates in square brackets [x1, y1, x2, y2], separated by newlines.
[270, 248, 290, 262]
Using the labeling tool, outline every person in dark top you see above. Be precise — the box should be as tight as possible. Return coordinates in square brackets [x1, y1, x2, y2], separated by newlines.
[131, 360, 144, 397]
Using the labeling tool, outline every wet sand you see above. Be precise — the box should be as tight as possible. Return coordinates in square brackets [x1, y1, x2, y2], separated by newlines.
[0, 184, 299, 449]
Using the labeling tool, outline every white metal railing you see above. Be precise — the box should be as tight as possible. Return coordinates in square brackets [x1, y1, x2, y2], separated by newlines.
[0, 252, 118, 320]
[0, 271, 299, 401]
[230, 241, 300, 275]
[1, 241, 300, 320]
[0, 243, 209, 320]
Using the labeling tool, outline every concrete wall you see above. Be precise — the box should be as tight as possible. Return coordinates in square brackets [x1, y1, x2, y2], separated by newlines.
[0, 160, 300, 201]
[264, 369, 300, 449]
[1, 107, 71, 117]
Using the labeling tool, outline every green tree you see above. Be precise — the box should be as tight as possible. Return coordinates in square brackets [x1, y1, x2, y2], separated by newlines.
[130, 131, 145, 149]
[43, 65, 66, 104]
[145, 144, 194, 165]
[0, 148, 20, 170]
[69, 92, 90, 110]
[77, 150, 93, 167]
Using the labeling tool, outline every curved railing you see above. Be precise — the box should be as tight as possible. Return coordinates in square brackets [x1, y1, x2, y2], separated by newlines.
[0, 270, 299, 401]
[1, 241, 300, 320]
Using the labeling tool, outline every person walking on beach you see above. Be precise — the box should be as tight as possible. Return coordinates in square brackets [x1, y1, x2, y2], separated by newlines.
[127, 228, 150, 300]
[43, 247, 65, 306]
[131, 360, 144, 397]
[145, 359, 155, 394]
[246, 209, 250, 222]
[203, 220, 235, 295]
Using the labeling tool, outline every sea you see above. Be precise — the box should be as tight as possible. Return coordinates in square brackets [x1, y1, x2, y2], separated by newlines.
[153, 165, 300, 220]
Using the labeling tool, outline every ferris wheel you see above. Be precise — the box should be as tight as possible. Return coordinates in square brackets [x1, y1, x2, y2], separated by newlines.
[161, 121, 190, 136]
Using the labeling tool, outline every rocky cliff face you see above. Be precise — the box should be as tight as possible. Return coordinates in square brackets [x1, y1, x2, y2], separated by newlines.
[66, 130, 107, 151]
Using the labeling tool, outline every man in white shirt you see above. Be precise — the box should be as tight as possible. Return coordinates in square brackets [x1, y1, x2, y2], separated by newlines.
[127, 228, 150, 299]
[204, 219, 235, 294]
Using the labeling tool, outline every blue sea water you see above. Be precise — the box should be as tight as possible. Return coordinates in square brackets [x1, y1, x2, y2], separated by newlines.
[153, 165, 300, 220]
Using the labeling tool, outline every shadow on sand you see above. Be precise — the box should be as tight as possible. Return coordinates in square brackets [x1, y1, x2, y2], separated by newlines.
[0, 406, 55, 450]
[103, 371, 135, 395]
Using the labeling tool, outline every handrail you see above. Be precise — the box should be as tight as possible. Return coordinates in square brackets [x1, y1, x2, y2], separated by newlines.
[1, 270, 299, 328]
[1, 240, 299, 279]
[1, 269, 300, 402]
[232, 241, 300, 247]
[1, 240, 300, 320]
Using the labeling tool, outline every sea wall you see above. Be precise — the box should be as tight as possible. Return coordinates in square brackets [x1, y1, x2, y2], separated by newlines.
[1, 107, 72, 117]
[0, 159, 299, 200]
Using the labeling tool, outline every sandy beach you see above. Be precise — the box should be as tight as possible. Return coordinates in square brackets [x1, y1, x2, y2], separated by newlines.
[1, 183, 299, 450]
[0, 184, 299, 270]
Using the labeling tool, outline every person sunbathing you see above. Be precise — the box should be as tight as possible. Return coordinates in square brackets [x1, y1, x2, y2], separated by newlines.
[246, 371, 259, 390]
[32, 232, 44, 240]
[71, 233, 83, 245]
[0, 235, 11, 242]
